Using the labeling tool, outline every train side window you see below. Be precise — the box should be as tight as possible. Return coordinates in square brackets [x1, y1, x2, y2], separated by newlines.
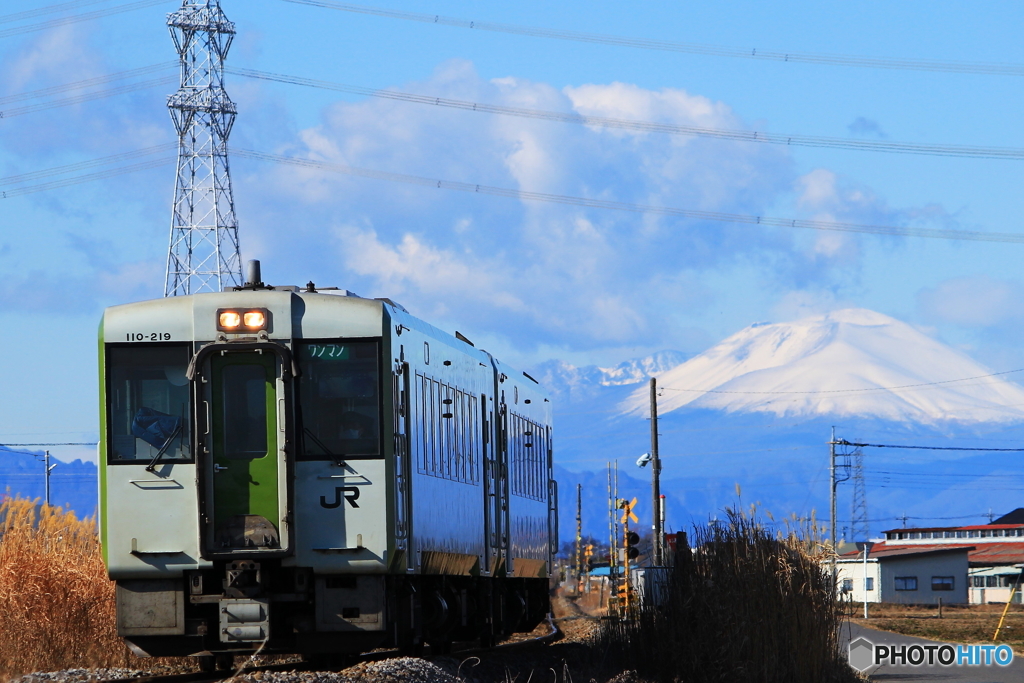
[296, 340, 382, 460]
[413, 372, 479, 485]
[509, 412, 545, 500]
[107, 345, 192, 463]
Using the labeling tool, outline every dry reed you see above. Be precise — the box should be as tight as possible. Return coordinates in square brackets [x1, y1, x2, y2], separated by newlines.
[0, 496, 129, 678]
[595, 506, 858, 683]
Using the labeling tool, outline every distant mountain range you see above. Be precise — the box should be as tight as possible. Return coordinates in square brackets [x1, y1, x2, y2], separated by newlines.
[543, 309, 1024, 545]
[530, 350, 691, 404]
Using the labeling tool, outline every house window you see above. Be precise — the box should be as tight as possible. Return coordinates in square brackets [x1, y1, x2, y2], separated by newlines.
[842, 579, 853, 592]
[932, 576, 955, 591]
[981, 530, 992, 538]
[987, 576, 999, 588]
[895, 576, 918, 591]
[865, 577, 874, 591]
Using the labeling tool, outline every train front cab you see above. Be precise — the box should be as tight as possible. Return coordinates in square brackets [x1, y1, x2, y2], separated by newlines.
[99, 290, 554, 659]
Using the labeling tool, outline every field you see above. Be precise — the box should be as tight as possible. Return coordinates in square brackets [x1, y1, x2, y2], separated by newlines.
[845, 601, 1024, 653]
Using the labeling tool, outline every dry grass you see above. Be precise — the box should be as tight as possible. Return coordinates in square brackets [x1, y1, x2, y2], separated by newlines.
[0, 496, 130, 678]
[846, 600, 1024, 654]
[595, 506, 859, 683]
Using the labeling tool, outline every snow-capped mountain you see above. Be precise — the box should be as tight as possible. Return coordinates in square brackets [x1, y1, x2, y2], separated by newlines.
[531, 350, 690, 403]
[620, 309, 1024, 424]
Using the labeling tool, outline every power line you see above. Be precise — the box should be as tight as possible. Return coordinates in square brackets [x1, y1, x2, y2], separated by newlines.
[0, 75, 175, 119]
[837, 438, 1024, 452]
[659, 368, 1024, 396]
[0, 0, 165, 39]
[0, 156, 173, 198]
[235, 149, 1024, 245]
[232, 67, 1024, 161]
[0, 143, 175, 187]
[0, 62, 175, 105]
[280, 0, 1024, 78]
[0, 0, 116, 25]
[11, 145, 1024, 247]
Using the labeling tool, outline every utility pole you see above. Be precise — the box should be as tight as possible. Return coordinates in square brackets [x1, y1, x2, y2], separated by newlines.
[575, 484, 582, 589]
[650, 378, 662, 566]
[165, 0, 243, 296]
[829, 427, 837, 585]
[43, 450, 56, 507]
[607, 463, 615, 584]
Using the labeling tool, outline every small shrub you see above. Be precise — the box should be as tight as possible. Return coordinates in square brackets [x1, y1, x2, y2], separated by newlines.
[595, 508, 858, 683]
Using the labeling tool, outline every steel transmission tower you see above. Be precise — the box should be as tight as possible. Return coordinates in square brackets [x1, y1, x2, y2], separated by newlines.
[164, 0, 242, 297]
[850, 448, 868, 541]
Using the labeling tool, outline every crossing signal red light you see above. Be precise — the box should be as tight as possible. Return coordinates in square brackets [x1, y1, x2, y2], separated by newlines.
[624, 531, 640, 560]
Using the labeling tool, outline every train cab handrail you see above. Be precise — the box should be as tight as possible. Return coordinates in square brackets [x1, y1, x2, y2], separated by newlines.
[186, 336, 300, 381]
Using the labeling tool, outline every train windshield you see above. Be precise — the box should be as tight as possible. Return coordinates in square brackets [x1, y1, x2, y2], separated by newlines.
[296, 340, 381, 460]
[107, 345, 192, 463]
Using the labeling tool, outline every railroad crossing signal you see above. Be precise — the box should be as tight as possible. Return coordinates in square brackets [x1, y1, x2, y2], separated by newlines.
[584, 543, 594, 564]
[619, 497, 639, 524]
[624, 530, 640, 560]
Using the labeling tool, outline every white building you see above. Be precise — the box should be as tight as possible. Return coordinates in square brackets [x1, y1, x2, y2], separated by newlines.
[838, 509, 1024, 604]
[837, 546, 972, 604]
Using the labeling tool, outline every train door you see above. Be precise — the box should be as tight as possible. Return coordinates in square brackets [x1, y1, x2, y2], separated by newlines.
[393, 358, 413, 571]
[483, 395, 500, 572]
[204, 351, 285, 553]
[494, 398, 510, 571]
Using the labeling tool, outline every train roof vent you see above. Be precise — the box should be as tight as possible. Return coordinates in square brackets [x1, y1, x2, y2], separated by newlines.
[455, 331, 474, 347]
[316, 288, 362, 297]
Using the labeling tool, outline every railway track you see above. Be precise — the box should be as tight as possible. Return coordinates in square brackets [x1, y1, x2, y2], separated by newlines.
[98, 617, 562, 683]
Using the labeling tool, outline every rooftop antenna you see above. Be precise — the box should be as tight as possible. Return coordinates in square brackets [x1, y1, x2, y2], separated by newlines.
[164, 0, 242, 296]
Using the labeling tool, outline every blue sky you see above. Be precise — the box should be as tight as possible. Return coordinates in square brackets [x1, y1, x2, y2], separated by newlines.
[4, 0, 1024, 463]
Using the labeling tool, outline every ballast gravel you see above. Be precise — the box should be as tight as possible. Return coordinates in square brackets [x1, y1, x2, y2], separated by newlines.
[11, 658, 478, 683]
[10, 669, 153, 683]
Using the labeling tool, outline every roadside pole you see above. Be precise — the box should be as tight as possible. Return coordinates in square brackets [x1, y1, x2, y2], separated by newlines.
[650, 378, 662, 566]
[829, 428, 837, 585]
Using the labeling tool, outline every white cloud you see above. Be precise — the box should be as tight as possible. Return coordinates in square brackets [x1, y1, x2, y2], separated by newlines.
[231, 60, 948, 357]
[917, 276, 1024, 328]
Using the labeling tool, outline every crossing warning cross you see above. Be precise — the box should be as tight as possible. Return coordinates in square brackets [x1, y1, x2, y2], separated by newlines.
[619, 497, 639, 524]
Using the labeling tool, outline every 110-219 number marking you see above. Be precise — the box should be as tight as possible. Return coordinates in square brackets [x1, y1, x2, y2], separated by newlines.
[127, 333, 172, 342]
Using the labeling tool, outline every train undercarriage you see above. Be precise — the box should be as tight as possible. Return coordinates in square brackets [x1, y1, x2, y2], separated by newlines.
[117, 560, 550, 660]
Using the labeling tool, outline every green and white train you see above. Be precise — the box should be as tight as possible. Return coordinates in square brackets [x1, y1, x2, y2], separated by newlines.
[99, 262, 556, 663]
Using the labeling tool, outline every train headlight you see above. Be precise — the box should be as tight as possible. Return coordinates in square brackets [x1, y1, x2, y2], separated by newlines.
[219, 310, 242, 329]
[217, 309, 269, 332]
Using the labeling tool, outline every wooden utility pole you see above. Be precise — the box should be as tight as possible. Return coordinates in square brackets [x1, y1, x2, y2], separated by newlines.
[650, 378, 662, 566]
[829, 427, 837, 585]
[575, 484, 583, 588]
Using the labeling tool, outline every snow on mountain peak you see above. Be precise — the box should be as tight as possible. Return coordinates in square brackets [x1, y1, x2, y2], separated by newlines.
[621, 309, 1024, 424]
[532, 350, 689, 403]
